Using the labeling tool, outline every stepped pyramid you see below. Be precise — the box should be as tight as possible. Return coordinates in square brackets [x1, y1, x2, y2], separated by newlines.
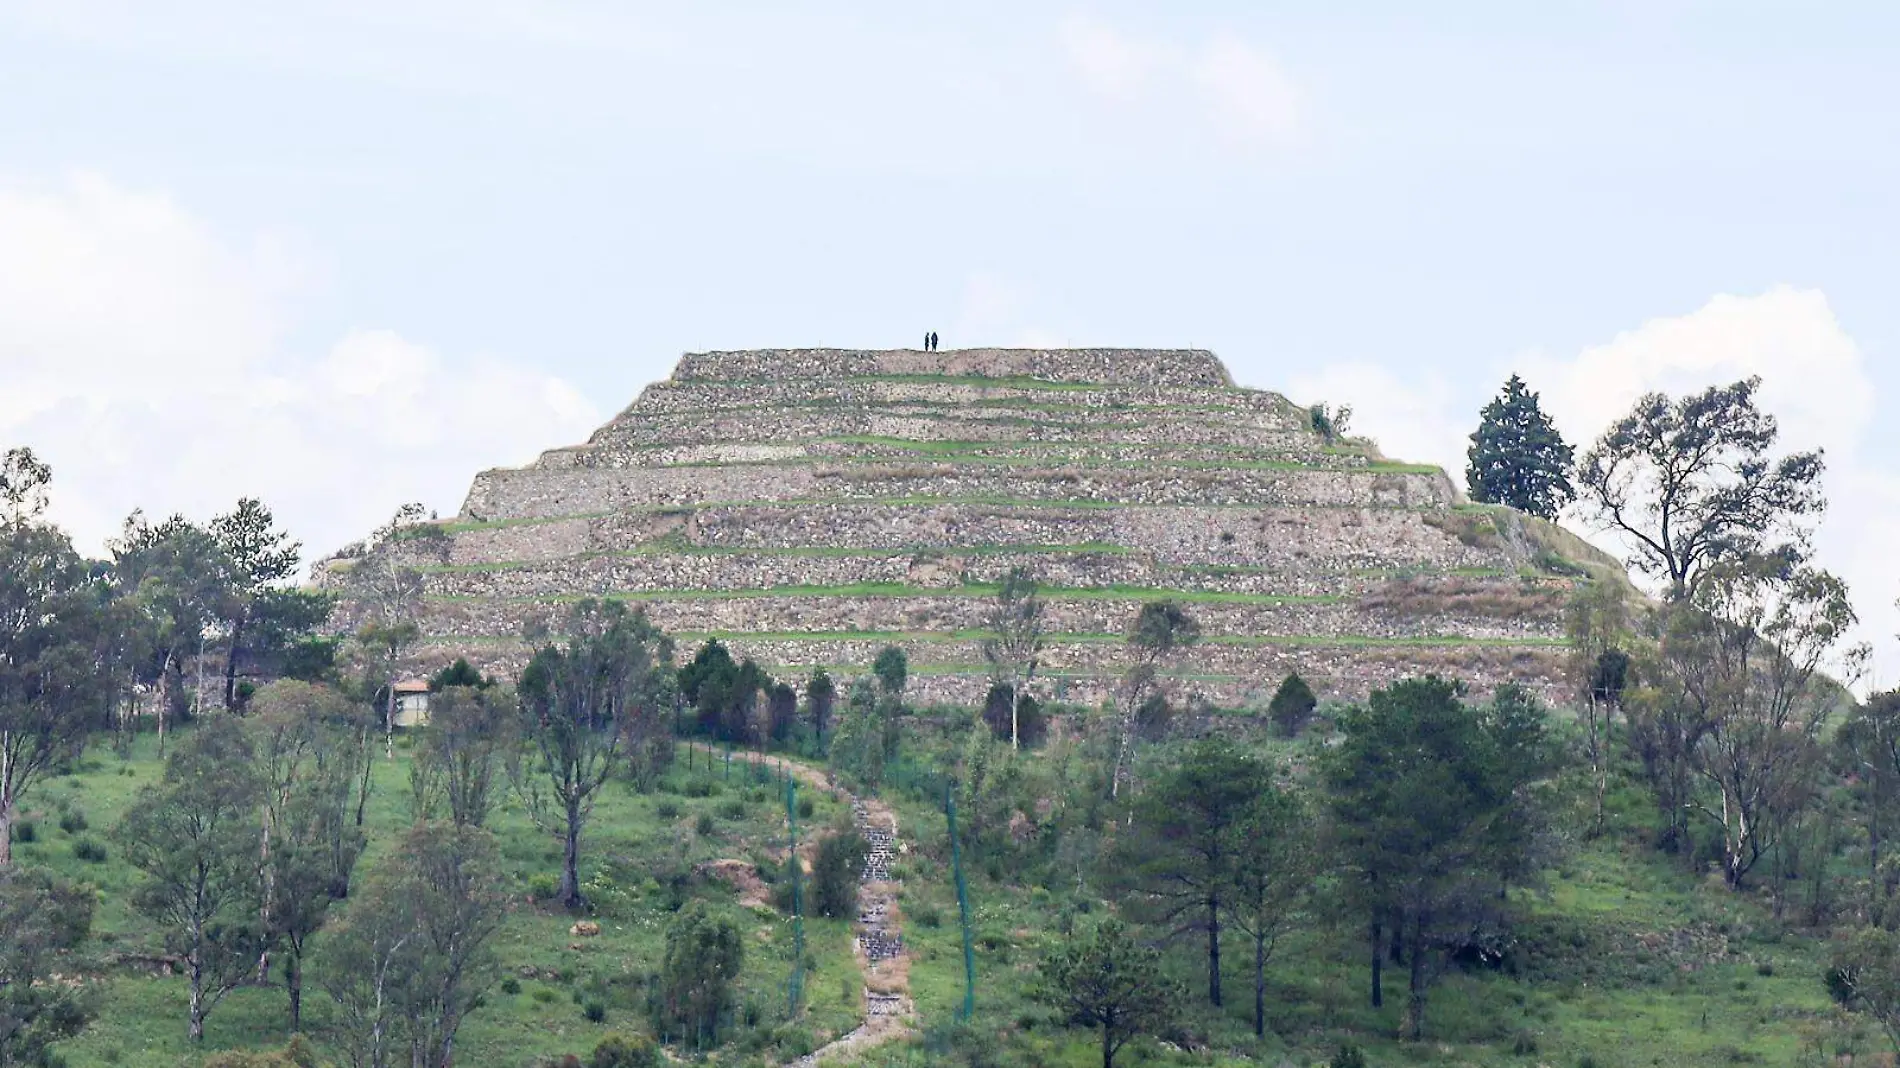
[320, 347, 1593, 706]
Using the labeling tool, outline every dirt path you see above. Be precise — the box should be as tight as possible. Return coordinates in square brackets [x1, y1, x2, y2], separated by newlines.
[684, 745, 914, 1063]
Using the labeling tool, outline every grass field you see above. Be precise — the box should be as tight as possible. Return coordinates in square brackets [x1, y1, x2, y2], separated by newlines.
[18, 730, 861, 1068]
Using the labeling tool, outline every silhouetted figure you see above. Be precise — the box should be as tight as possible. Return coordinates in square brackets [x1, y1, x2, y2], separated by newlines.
[928, 331, 938, 351]
[923, 332, 930, 350]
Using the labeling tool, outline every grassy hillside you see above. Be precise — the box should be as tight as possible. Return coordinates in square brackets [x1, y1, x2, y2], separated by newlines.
[848, 720, 1874, 1068]
[20, 701, 1887, 1068]
[19, 731, 860, 1068]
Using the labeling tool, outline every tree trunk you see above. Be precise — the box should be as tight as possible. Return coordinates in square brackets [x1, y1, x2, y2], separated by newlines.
[1253, 929, 1267, 1038]
[1102, 1023, 1115, 1068]
[223, 616, 245, 710]
[385, 680, 398, 760]
[1403, 915, 1426, 1041]
[1870, 770, 1884, 915]
[1369, 919, 1383, 1008]
[0, 798, 14, 867]
[561, 799, 583, 909]
[355, 722, 374, 827]
[1010, 689, 1020, 751]
[1207, 891, 1222, 1007]
[189, 948, 207, 1041]
[288, 949, 304, 1032]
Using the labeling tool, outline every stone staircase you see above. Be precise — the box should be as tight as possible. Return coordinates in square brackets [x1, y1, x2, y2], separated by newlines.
[854, 801, 903, 964]
[789, 796, 911, 1065]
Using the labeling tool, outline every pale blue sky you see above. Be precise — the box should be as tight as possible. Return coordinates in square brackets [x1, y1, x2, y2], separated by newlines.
[2, 2, 1895, 676]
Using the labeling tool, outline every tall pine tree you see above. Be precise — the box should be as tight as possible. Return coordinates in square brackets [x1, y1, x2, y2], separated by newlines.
[1465, 374, 1575, 519]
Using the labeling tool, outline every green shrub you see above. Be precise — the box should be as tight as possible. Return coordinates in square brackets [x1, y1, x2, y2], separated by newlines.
[528, 872, 561, 902]
[590, 1032, 659, 1068]
[58, 808, 88, 835]
[532, 986, 559, 1004]
[501, 977, 522, 995]
[718, 799, 747, 821]
[797, 796, 815, 819]
[72, 838, 108, 863]
[1267, 673, 1318, 737]
[582, 998, 607, 1023]
[11, 820, 35, 844]
[1332, 1045, 1368, 1068]
[811, 829, 867, 919]
[654, 799, 682, 820]
[653, 901, 743, 1049]
[694, 813, 715, 837]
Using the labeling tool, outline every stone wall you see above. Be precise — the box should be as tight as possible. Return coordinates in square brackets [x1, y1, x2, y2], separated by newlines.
[462, 465, 1455, 521]
[630, 380, 1292, 417]
[320, 344, 1586, 712]
[584, 409, 1319, 451]
[392, 592, 1558, 644]
[669, 347, 1234, 388]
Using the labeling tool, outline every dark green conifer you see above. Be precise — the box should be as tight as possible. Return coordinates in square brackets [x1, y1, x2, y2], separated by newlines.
[1465, 374, 1575, 519]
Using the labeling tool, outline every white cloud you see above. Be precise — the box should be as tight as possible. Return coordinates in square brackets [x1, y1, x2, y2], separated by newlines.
[0, 172, 600, 564]
[1058, 15, 1302, 148]
[1057, 14, 1169, 99]
[1293, 287, 1900, 691]
[1190, 34, 1303, 146]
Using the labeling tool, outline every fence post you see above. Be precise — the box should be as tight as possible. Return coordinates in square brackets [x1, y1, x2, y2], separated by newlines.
[946, 779, 976, 1021]
[787, 776, 804, 1016]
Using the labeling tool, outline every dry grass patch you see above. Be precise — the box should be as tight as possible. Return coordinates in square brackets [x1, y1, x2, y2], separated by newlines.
[1360, 575, 1567, 622]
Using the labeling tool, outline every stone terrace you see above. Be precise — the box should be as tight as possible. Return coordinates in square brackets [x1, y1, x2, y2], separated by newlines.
[319, 347, 1584, 706]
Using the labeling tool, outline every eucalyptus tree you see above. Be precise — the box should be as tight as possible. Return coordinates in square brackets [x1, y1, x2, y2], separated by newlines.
[1114, 599, 1200, 797]
[0, 865, 96, 1062]
[250, 680, 366, 1029]
[110, 510, 232, 744]
[2, 450, 113, 866]
[515, 599, 673, 909]
[410, 683, 512, 828]
[1669, 557, 1860, 888]
[116, 718, 269, 1041]
[981, 567, 1046, 750]
[1578, 376, 1824, 600]
[318, 821, 508, 1068]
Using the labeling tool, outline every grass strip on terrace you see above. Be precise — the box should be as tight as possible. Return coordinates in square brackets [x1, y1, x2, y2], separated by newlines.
[660, 629, 1566, 649]
[635, 450, 1438, 476]
[421, 496, 1475, 542]
[625, 394, 1277, 418]
[415, 540, 1145, 573]
[422, 583, 1348, 606]
[420, 630, 1564, 651]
